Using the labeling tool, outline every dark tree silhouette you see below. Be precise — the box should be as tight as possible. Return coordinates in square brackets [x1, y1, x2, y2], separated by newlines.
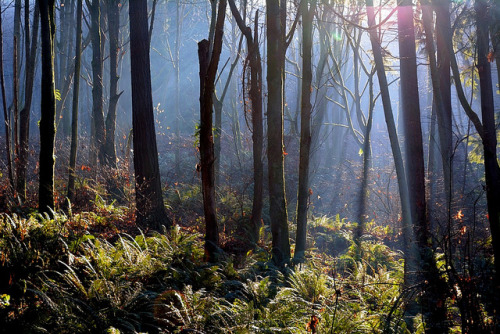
[295, 0, 315, 262]
[38, 0, 57, 214]
[398, 0, 448, 331]
[266, 0, 290, 266]
[198, 0, 227, 262]
[89, 0, 105, 165]
[67, 0, 83, 204]
[129, 0, 171, 230]
[17, 0, 39, 202]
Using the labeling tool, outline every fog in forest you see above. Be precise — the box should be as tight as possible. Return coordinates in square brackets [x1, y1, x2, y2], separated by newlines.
[1, 0, 500, 332]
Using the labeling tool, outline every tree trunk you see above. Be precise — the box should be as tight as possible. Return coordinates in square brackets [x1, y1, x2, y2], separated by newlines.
[422, 0, 452, 229]
[475, 0, 500, 328]
[129, 0, 170, 230]
[67, 0, 83, 204]
[228, 0, 263, 246]
[365, 0, 413, 286]
[354, 74, 374, 262]
[490, 0, 500, 88]
[294, 0, 315, 262]
[90, 0, 105, 166]
[249, 11, 264, 247]
[266, 0, 290, 266]
[398, 1, 448, 331]
[13, 0, 21, 164]
[198, 0, 227, 262]
[0, 2, 14, 192]
[104, 0, 120, 169]
[174, 1, 181, 177]
[38, 0, 57, 214]
[17, 1, 40, 203]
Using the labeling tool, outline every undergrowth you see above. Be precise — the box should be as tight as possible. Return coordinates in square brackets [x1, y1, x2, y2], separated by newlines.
[0, 211, 453, 333]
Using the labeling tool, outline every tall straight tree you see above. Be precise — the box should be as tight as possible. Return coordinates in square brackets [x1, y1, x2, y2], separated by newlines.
[17, 0, 40, 202]
[198, 0, 227, 262]
[0, 1, 14, 192]
[266, 0, 290, 265]
[129, 0, 170, 230]
[294, 0, 315, 262]
[398, 0, 448, 331]
[13, 0, 21, 164]
[228, 0, 264, 246]
[103, 0, 121, 169]
[67, 0, 83, 204]
[365, 0, 412, 275]
[38, 0, 57, 213]
[475, 0, 500, 327]
[89, 0, 105, 165]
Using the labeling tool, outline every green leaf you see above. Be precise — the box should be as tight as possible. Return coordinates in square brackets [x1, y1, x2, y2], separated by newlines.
[358, 148, 363, 156]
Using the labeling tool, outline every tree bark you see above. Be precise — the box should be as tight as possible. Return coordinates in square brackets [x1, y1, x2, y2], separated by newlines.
[228, 0, 263, 246]
[67, 0, 83, 204]
[38, 0, 57, 214]
[198, 0, 227, 262]
[266, 0, 291, 266]
[294, 0, 315, 262]
[90, 0, 105, 166]
[104, 0, 120, 169]
[475, 0, 500, 328]
[422, 0, 452, 226]
[17, 1, 40, 203]
[398, 1, 448, 331]
[0, 1, 14, 192]
[129, 0, 170, 230]
[365, 0, 413, 285]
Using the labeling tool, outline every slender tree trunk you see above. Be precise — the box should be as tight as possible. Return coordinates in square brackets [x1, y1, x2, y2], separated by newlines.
[103, 0, 123, 201]
[67, 0, 83, 204]
[198, 0, 227, 262]
[490, 0, 500, 87]
[228, 0, 263, 246]
[129, 0, 171, 230]
[38, 0, 57, 214]
[174, 1, 181, 176]
[266, 0, 290, 265]
[104, 0, 120, 168]
[422, 0, 452, 228]
[0, 2, 14, 191]
[17, 1, 39, 203]
[365, 0, 413, 284]
[354, 74, 374, 261]
[249, 11, 263, 247]
[475, 0, 500, 328]
[398, 1, 448, 331]
[90, 0, 105, 166]
[13, 0, 21, 165]
[294, 0, 315, 262]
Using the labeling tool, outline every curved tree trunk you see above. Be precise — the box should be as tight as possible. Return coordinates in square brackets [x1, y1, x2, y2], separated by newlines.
[365, 0, 413, 284]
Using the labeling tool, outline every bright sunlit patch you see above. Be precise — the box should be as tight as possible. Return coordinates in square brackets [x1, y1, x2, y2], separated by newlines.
[332, 31, 342, 41]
